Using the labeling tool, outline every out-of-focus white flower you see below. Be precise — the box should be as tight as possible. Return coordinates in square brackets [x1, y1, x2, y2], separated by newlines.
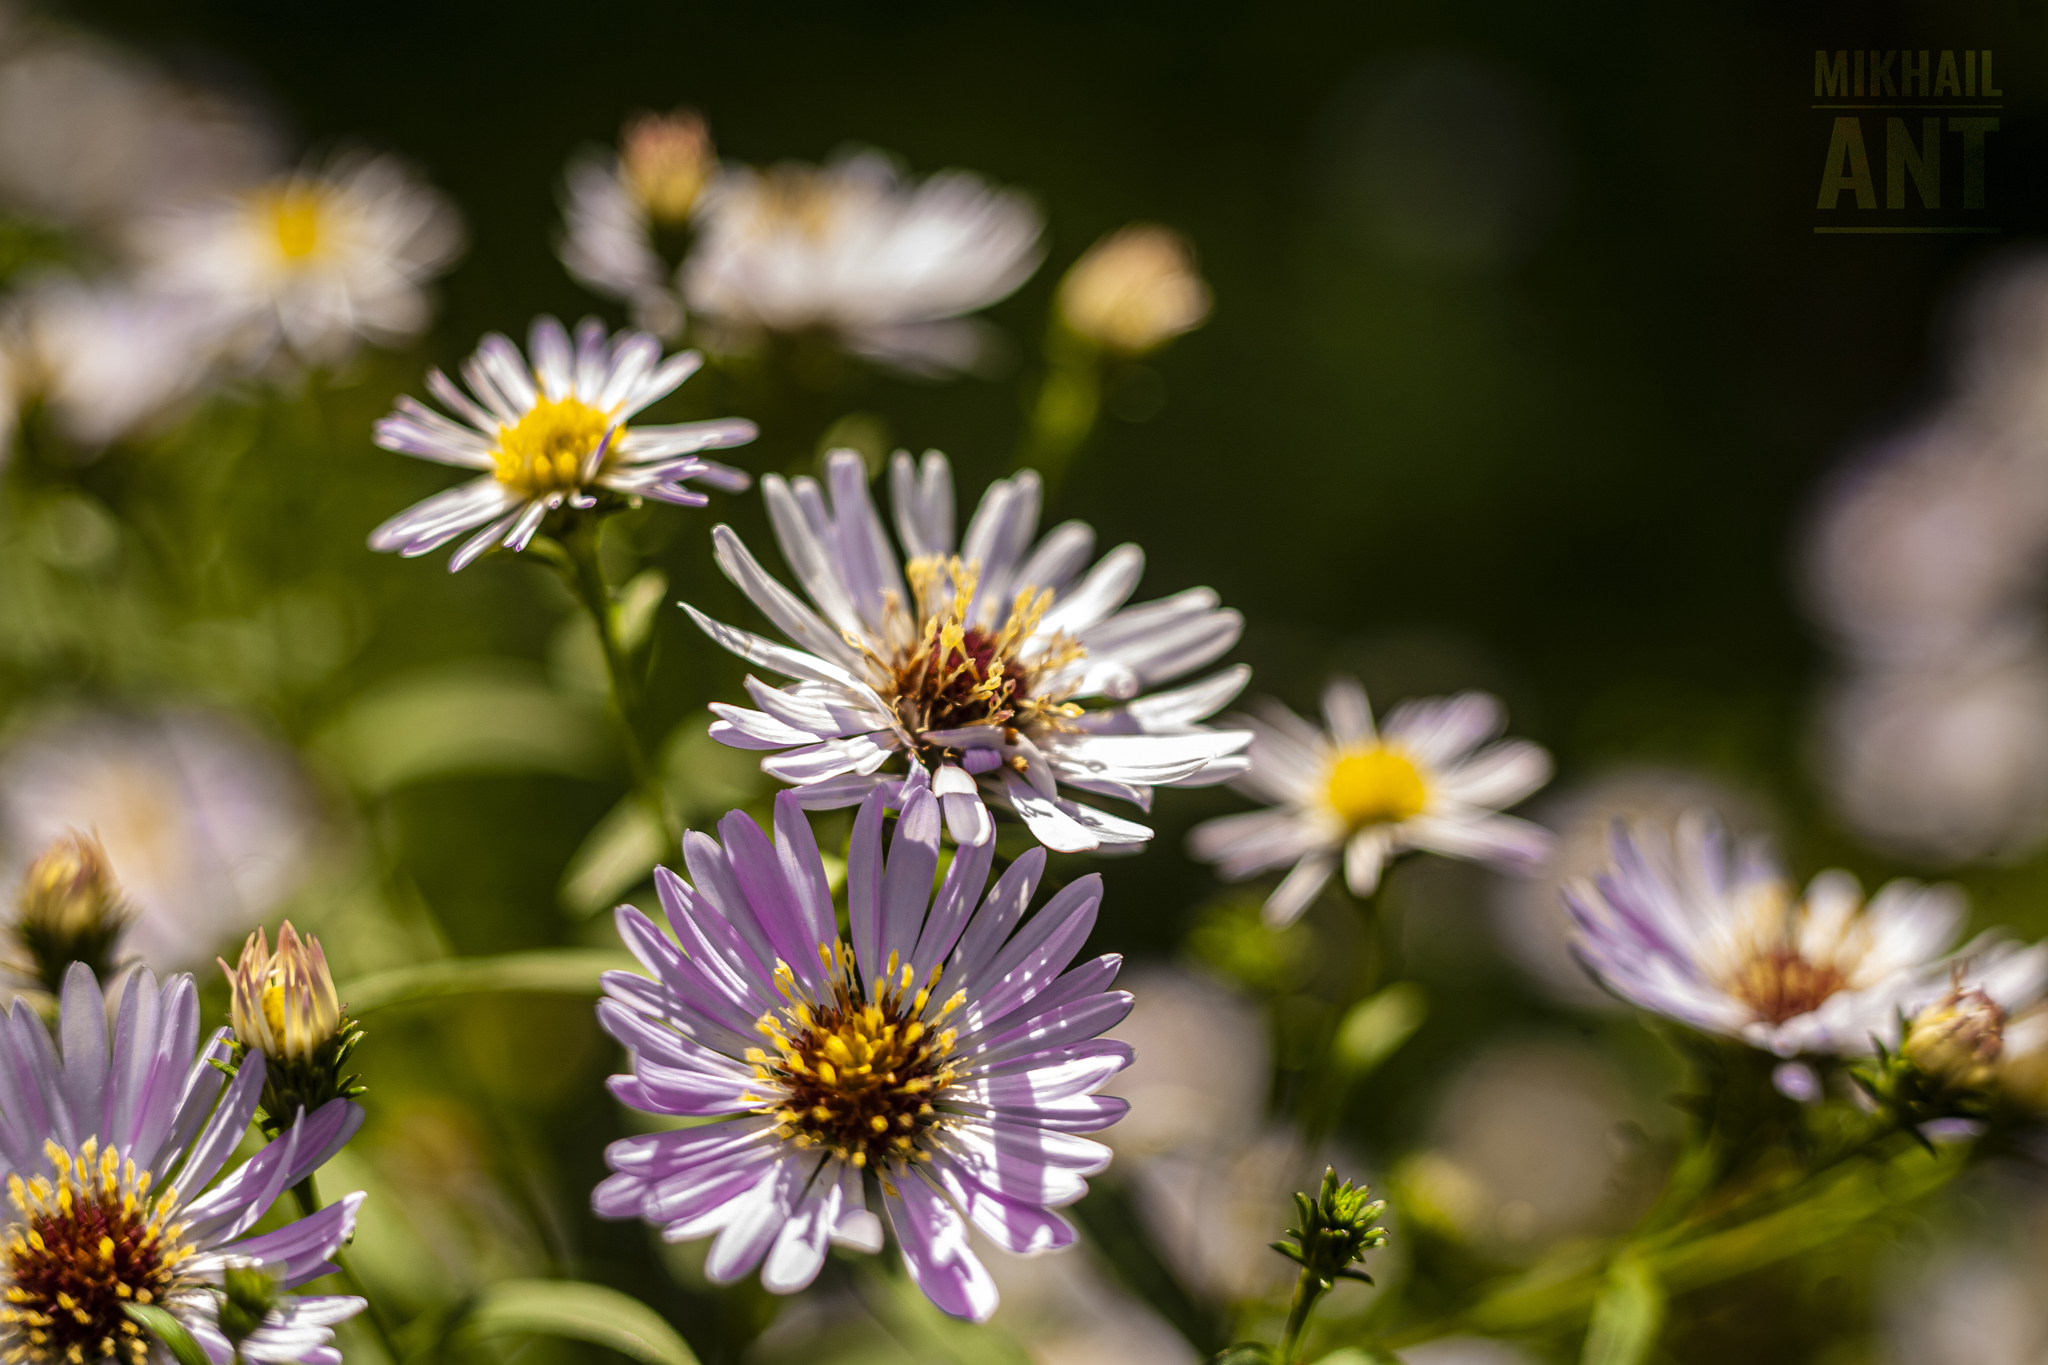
[1566, 810, 1970, 1056]
[1, 273, 219, 452]
[367, 315, 754, 572]
[557, 110, 717, 339]
[136, 151, 463, 367]
[683, 149, 1043, 375]
[1057, 224, 1212, 356]
[689, 449, 1250, 852]
[0, 29, 275, 239]
[0, 709, 317, 973]
[1190, 679, 1552, 927]
[1817, 645, 2048, 865]
[1395, 1042, 1647, 1254]
[1489, 767, 1767, 1010]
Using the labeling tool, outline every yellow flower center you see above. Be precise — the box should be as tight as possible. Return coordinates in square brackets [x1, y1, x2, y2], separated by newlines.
[492, 396, 615, 498]
[264, 189, 326, 261]
[0, 1140, 187, 1365]
[749, 944, 965, 1171]
[1326, 747, 1428, 829]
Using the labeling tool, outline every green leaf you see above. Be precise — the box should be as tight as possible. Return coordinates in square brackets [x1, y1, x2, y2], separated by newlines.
[123, 1304, 211, 1365]
[341, 949, 640, 1013]
[1334, 982, 1427, 1076]
[560, 793, 667, 917]
[614, 569, 669, 654]
[314, 660, 607, 792]
[453, 1279, 698, 1365]
[1212, 1345, 1278, 1365]
[1580, 1251, 1665, 1365]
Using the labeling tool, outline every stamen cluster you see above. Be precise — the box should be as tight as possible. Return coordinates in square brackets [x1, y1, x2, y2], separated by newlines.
[749, 943, 965, 1173]
[882, 556, 1082, 765]
[1730, 947, 1849, 1027]
[492, 397, 614, 498]
[1, 1140, 186, 1365]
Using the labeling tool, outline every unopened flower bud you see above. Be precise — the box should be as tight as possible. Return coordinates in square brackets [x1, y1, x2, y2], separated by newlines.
[220, 922, 364, 1133]
[621, 109, 716, 224]
[13, 830, 132, 994]
[1272, 1166, 1389, 1289]
[1056, 223, 1212, 355]
[1903, 986, 2006, 1090]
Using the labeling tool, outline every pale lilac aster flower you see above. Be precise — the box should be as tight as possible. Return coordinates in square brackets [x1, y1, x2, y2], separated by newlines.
[594, 778, 1132, 1322]
[683, 150, 1043, 376]
[686, 448, 1251, 852]
[0, 964, 365, 1365]
[367, 315, 756, 572]
[1189, 678, 1553, 926]
[1566, 810, 1974, 1056]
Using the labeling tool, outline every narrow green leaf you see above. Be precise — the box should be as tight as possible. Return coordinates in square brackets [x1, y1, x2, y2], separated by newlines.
[614, 569, 669, 654]
[123, 1304, 211, 1365]
[341, 949, 640, 1013]
[1333, 983, 1427, 1077]
[454, 1279, 698, 1365]
[1580, 1251, 1665, 1365]
[1212, 1345, 1278, 1365]
[313, 660, 608, 793]
[560, 793, 666, 918]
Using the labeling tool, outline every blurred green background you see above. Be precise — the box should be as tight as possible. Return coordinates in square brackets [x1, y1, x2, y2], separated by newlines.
[9, 1, 2047, 1362]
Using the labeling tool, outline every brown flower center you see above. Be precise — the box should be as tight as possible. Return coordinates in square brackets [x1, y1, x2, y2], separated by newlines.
[1731, 948, 1847, 1026]
[875, 557, 1084, 768]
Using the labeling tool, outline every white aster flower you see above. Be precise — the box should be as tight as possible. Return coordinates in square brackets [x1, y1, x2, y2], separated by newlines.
[136, 151, 462, 366]
[1189, 679, 1552, 926]
[683, 149, 1043, 376]
[687, 449, 1251, 852]
[1, 274, 219, 454]
[367, 315, 756, 572]
[1565, 810, 1977, 1056]
[557, 109, 716, 338]
[0, 709, 316, 974]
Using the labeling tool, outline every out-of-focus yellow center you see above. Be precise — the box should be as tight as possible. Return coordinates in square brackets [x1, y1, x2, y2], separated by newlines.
[1326, 747, 1427, 829]
[265, 190, 326, 260]
[493, 396, 615, 497]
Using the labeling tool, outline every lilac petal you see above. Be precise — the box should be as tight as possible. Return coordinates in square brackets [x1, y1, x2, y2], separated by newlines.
[848, 788, 889, 985]
[762, 1161, 842, 1293]
[171, 1052, 267, 1205]
[212, 1190, 365, 1288]
[885, 1173, 998, 1322]
[947, 849, 1047, 982]
[59, 962, 107, 1139]
[879, 788, 942, 976]
[925, 1151, 1077, 1254]
[702, 1157, 808, 1283]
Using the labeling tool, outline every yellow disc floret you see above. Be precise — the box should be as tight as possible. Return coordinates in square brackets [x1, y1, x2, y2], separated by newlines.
[491, 396, 615, 498]
[749, 943, 966, 1176]
[0, 1140, 187, 1365]
[263, 189, 327, 262]
[1325, 748, 1428, 830]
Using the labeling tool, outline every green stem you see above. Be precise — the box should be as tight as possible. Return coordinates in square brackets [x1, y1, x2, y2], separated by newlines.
[1015, 330, 1102, 495]
[547, 519, 680, 847]
[291, 1174, 406, 1364]
[1277, 1267, 1326, 1365]
[1369, 1127, 1958, 1351]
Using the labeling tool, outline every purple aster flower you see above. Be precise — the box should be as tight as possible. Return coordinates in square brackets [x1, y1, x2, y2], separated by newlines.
[686, 448, 1252, 853]
[367, 315, 756, 572]
[1565, 810, 1974, 1056]
[593, 774, 1133, 1321]
[0, 963, 365, 1365]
